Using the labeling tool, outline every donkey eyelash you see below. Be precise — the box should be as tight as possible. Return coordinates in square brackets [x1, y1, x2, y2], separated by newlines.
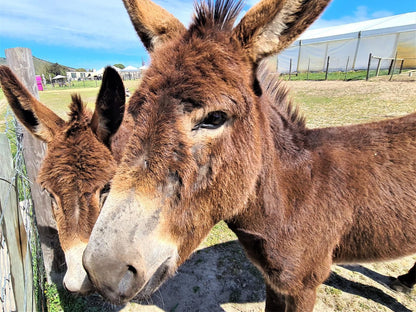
[192, 111, 228, 131]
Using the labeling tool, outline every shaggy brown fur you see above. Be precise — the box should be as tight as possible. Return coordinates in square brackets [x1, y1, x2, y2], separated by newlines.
[0, 65, 131, 293]
[83, 1, 415, 310]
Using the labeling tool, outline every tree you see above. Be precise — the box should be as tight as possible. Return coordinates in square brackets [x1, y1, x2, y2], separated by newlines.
[113, 64, 125, 69]
[76, 68, 87, 72]
[47, 63, 66, 76]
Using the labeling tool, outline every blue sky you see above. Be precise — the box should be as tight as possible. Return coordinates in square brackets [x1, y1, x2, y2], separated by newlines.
[0, 0, 414, 70]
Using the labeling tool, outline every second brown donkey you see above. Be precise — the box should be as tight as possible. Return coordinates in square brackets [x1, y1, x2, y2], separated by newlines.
[0, 65, 132, 294]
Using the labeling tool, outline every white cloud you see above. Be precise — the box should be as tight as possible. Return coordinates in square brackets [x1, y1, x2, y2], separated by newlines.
[0, 0, 195, 51]
[311, 6, 394, 29]
[244, 0, 260, 7]
[1, 1, 396, 53]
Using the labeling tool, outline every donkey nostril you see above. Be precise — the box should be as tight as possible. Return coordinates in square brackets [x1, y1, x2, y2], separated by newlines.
[127, 265, 137, 274]
[118, 265, 139, 295]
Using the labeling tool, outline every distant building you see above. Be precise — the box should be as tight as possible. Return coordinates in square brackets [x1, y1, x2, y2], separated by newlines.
[120, 66, 140, 80]
[66, 65, 149, 82]
[66, 70, 96, 81]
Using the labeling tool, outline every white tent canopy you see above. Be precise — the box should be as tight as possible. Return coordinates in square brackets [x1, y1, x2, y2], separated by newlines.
[52, 75, 66, 80]
[276, 12, 416, 73]
[122, 65, 139, 71]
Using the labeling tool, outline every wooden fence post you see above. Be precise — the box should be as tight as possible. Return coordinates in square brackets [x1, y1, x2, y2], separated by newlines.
[399, 59, 404, 74]
[325, 56, 330, 80]
[376, 57, 382, 76]
[389, 52, 398, 81]
[344, 56, 350, 81]
[388, 59, 394, 75]
[5, 48, 66, 284]
[0, 134, 34, 312]
[366, 53, 372, 81]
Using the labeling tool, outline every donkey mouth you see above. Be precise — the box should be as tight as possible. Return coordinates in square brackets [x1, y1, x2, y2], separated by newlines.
[135, 256, 174, 300]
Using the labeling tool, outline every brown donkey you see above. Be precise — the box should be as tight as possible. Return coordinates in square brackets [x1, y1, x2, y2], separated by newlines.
[0, 65, 131, 294]
[83, 0, 416, 310]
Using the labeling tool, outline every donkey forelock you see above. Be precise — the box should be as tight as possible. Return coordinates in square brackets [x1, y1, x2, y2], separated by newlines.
[65, 94, 92, 137]
[191, 0, 244, 33]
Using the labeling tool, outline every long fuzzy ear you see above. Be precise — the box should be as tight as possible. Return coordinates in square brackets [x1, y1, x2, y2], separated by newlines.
[0, 65, 64, 142]
[233, 0, 331, 65]
[90, 67, 125, 148]
[122, 0, 186, 52]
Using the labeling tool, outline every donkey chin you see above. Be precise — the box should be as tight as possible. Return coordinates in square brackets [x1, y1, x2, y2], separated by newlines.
[63, 242, 95, 295]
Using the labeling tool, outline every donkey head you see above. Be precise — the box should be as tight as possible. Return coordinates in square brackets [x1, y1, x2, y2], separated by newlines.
[84, 0, 329, 303]
[0, 65, 125, 294]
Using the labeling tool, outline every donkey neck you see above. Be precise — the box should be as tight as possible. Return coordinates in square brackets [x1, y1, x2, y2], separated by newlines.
[227, 90, 312, 229]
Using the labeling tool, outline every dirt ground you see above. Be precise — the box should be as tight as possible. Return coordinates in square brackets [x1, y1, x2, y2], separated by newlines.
[85, 239, 415, 312]
[83, 77, 416, 311]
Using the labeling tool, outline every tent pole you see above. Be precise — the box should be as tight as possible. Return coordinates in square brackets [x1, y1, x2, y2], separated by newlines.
[296, 40, 302, 74]
[352, 31, 361, 70]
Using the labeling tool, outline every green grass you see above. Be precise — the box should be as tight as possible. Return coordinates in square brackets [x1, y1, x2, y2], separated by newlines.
[44, 284, 98, 312]
[280, 69, 392, 81]
[201, 221, 237, 248]
[0, 79, 140, 124]
[38, 80, 140, 119]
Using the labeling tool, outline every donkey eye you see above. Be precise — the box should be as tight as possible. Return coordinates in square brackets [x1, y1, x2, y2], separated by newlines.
[100, 183, 111, 207]
[100, 183, 111, 195]
[42, 188, 54, 199]
[43, 189, 58, 207]
[193, 111, 228, 130]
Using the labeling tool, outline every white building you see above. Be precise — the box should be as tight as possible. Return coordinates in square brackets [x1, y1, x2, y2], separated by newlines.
[275, 12, 416, 73]
[66, 70, 96, 81]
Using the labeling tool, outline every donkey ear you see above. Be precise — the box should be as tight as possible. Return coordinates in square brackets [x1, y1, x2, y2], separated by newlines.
[233, 0, 330, 65]
[90, 67, 125, 148]
[0, 65, 64, 142]
[122, 0, 186, 52]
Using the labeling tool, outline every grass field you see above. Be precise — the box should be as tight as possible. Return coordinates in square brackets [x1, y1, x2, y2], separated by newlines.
[1, 77, 415, 311]
[278, 69, 410, 81]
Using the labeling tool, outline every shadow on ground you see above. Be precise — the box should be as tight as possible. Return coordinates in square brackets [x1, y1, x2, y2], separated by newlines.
[325, 265, 412, 312]
[72, 241, 414, 311]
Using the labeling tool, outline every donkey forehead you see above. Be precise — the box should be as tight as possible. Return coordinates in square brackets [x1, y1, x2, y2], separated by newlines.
[130, 41, 251, 118]
[38, 131, 115, 191]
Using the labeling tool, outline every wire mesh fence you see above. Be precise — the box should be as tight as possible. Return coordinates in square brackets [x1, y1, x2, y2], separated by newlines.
[277, 53, 413, 81]
[0, 110, 47, 312]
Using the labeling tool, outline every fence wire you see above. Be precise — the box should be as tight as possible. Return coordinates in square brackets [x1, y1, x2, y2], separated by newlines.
[1, 110, 47, 312]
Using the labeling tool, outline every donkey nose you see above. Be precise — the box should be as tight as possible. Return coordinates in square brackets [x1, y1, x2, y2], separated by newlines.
[83, 247, 146, 303]
[63, 272, 94, 295]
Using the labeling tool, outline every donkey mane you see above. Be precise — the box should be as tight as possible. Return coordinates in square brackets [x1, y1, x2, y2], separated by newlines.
[258, 66, 306, 131]
[191, 0, 244, 33]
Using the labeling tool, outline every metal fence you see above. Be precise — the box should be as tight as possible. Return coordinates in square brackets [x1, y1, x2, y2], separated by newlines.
[0, 111, 47, 312]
